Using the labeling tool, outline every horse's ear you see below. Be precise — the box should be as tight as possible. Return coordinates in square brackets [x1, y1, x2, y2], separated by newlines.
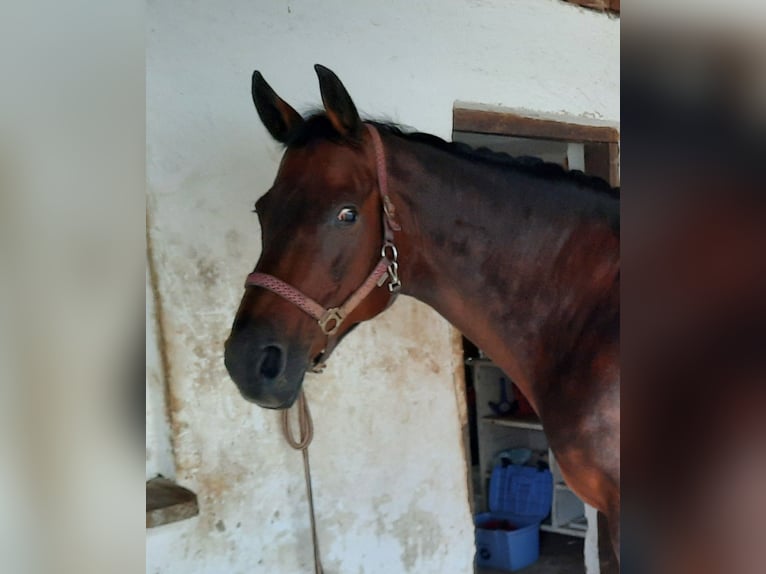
[251, 71, 304, 144]
[314, 64, 361, 138]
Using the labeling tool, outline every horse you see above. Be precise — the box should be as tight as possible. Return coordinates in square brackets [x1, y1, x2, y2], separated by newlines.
[224, 64, 620, 559]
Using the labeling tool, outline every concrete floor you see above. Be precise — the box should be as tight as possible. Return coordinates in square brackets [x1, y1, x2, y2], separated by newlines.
[476, 531, 585, 574]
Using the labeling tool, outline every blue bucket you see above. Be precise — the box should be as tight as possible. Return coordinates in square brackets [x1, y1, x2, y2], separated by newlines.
[475, 465, 553, 571]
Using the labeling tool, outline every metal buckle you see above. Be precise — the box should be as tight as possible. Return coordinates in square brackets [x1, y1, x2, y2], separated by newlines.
[310, 361, 327, 374]
[380, 242, 401, 292]
[318, 307, 345, 335]
[387, 261, 401, 293]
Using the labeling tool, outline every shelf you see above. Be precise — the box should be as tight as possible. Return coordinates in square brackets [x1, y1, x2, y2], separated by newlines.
[540, 522, 587, 539]
[465, 356, 494, 366]
[566, 516, 589, 531]
[471, 359, 590, 548]
[146, 477, 199, 528]
[482, 414, 543, 431]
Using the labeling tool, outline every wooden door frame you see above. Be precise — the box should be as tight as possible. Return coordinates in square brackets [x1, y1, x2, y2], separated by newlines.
[453, 105, 620, 187]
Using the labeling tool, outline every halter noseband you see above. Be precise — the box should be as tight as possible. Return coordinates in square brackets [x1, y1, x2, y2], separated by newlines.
[244, 124, 402, 370]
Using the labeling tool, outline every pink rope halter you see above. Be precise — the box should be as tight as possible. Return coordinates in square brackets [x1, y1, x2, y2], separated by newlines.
[244, 124, 402, 359]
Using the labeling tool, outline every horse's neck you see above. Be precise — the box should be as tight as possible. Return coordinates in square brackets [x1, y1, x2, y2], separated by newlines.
[387, 137, 619, 411]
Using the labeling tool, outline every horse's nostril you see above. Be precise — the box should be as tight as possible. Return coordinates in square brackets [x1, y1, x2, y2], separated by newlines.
[258, 344, 284, 379]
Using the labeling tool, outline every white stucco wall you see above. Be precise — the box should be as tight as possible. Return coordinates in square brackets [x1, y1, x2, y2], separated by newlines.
[146, 1, 618, 573]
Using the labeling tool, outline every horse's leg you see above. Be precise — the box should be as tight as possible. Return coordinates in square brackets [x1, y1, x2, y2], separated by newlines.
[596, 511, 620, 574]
[551, 444, 620, 560]
[543, 355, 620, 566]
[609, 510, 620, 561]
[548, 456, 620, 574]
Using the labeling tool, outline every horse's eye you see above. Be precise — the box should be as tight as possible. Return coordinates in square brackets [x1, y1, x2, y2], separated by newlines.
[337, 207, 358, 224]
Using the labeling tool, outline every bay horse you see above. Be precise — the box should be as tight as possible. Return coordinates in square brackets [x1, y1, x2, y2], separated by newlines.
[224, 65, 620, 558]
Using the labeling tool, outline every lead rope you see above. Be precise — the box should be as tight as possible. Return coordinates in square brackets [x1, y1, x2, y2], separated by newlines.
[281, 390, 324, 574]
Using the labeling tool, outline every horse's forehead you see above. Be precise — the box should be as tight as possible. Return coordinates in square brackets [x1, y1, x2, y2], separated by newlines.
[278, 143, 369, 191]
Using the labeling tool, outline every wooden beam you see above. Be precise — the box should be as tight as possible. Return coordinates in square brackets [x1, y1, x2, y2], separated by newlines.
[584, 143, 611, 182]
[454, 107, 620, 144]
[563, 0, 620, 15]
[146, 477, 199, 528]
[607, 142, 620, 187]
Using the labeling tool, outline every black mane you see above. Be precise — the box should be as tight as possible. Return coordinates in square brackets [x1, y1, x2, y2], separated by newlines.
[285, 113, 619, 198]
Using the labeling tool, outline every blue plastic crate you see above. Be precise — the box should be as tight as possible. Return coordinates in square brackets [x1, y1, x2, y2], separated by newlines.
[475, 512, 541, 571]
[475, 465, 553, 571]
[489, 465, 553, 518]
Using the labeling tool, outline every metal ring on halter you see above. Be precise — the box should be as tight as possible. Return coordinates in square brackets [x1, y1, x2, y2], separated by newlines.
[381, 241, 398, 262]
[318, 307, 345, 336]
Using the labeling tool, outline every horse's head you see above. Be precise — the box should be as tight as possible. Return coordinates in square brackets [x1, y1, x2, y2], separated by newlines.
[224, 65, 400, 408]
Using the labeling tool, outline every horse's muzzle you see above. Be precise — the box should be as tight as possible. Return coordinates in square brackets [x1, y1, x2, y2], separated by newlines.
[224, 334, 305, 409]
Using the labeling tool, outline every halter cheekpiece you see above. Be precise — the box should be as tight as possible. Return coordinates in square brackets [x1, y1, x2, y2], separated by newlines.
[244, 124, 402, 370]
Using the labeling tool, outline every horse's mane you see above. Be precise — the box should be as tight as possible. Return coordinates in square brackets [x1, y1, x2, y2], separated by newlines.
[285, 113, 620, 198]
